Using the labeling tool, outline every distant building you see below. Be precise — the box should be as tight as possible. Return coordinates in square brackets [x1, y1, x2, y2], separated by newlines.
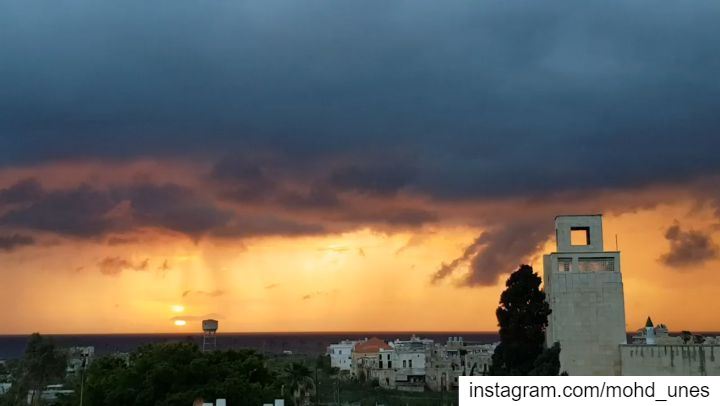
[327, 335, 496, 392]
[621, 319, 720, 375]
[369, 336, 431, 392]
[352, 338, 392, 379]
[426, 338, 496, 392]
[327, 340, 356, 371]
[27, 385, 74, 405]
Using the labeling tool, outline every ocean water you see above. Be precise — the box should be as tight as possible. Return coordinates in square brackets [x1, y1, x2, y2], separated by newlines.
[0, 332, 500, 360]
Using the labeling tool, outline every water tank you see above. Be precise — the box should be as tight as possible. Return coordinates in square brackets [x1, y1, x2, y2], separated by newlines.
[202, 319, 218, 332]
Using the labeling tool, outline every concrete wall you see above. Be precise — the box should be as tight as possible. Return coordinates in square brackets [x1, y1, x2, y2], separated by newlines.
[621, 345, 720, 376]
[545, 259, 627, 375]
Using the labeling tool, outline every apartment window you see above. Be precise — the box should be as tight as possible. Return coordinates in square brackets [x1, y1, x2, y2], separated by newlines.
[388, 361, 392, 368]
[379, 361, 383, 369]
[409, 360, 413, 368]
[403, 360, 407, 368]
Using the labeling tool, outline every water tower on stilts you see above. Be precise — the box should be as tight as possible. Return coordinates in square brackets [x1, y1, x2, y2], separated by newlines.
[202, 319, 218, 352]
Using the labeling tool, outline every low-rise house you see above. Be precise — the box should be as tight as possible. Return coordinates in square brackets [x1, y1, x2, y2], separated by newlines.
[326, 340, 356, 372]
[365, 336, 431, 392]
[351, 338, 392, 380]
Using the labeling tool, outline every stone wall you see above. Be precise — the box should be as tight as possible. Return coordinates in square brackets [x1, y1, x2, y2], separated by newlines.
[621, 345, 720, 376]
[545, 256, 627, 375]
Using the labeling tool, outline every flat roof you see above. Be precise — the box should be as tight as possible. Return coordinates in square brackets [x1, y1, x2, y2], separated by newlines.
[554, 214, 603, 219]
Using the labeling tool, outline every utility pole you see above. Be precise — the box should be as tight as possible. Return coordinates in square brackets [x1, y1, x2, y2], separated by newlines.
[79, 351, 88, 406]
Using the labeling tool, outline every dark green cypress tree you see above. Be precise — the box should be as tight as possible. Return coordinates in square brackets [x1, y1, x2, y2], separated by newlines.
[490, 264, 554, 375]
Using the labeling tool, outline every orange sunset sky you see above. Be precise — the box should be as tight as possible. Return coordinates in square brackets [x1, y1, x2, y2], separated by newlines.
[1, 162, 719, 334]
[2, 1, 720, 335]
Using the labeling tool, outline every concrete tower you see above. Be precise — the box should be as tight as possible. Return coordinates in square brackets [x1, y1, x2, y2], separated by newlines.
[544, 215, 627, 375]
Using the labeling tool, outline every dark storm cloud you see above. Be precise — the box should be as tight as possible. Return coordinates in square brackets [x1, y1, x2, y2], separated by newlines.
[432, 218, 552, 286]
[328, 165, 417, 196]
[1, 0, 720, 200]
[0, 179, 326, 239]
[212, 216, 326, 239]
[1, 183, 119, 237]
[659, 223, 718, 268]
[209, 156, 435, 227]
[210, 158, 279, 203]
[0, 179, 44, 204]
[3, 0, 720, 286]
[119, 182, 233, 238]
[0, 233, 35, 252]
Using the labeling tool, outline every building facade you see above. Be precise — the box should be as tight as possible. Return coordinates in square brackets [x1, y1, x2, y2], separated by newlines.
[327, 340, 355, 372]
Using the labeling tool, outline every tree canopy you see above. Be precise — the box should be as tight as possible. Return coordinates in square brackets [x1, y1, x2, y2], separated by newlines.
[490, 264, 559, 375]
[0, 333, 67, 406]
[81, 343, 278, 406]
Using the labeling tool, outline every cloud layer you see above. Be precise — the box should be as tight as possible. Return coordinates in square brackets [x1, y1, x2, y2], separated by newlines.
[1, 1, 720, 287]
[659, 223, 719, 268]
[1, 1, 719, 202]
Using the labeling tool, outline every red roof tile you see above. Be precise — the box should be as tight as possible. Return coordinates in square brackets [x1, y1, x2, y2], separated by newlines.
[354, 337, 391, 353]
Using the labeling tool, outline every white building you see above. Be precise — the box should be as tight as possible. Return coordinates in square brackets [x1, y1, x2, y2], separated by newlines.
[326, 340, 356, 372]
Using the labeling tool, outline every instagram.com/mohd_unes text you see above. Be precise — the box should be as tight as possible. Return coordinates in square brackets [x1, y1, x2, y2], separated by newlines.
[459, 376, 719, 405]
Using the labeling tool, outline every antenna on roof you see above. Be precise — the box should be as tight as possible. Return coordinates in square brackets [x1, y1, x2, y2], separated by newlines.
[615, 234, 619, 251]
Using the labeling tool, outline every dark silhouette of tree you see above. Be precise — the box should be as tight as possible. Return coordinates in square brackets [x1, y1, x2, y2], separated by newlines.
[528, 342, 561, 375]
[490, 264, 553, 375]
[282, 362, 315, 406]
[1, 333, 67, 406]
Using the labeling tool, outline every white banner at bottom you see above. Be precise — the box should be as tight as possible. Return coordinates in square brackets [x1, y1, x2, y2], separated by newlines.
[459, 376, 720, 405]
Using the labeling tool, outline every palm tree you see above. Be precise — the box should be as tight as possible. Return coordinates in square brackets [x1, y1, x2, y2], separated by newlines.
[283, 362, 315, 406]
